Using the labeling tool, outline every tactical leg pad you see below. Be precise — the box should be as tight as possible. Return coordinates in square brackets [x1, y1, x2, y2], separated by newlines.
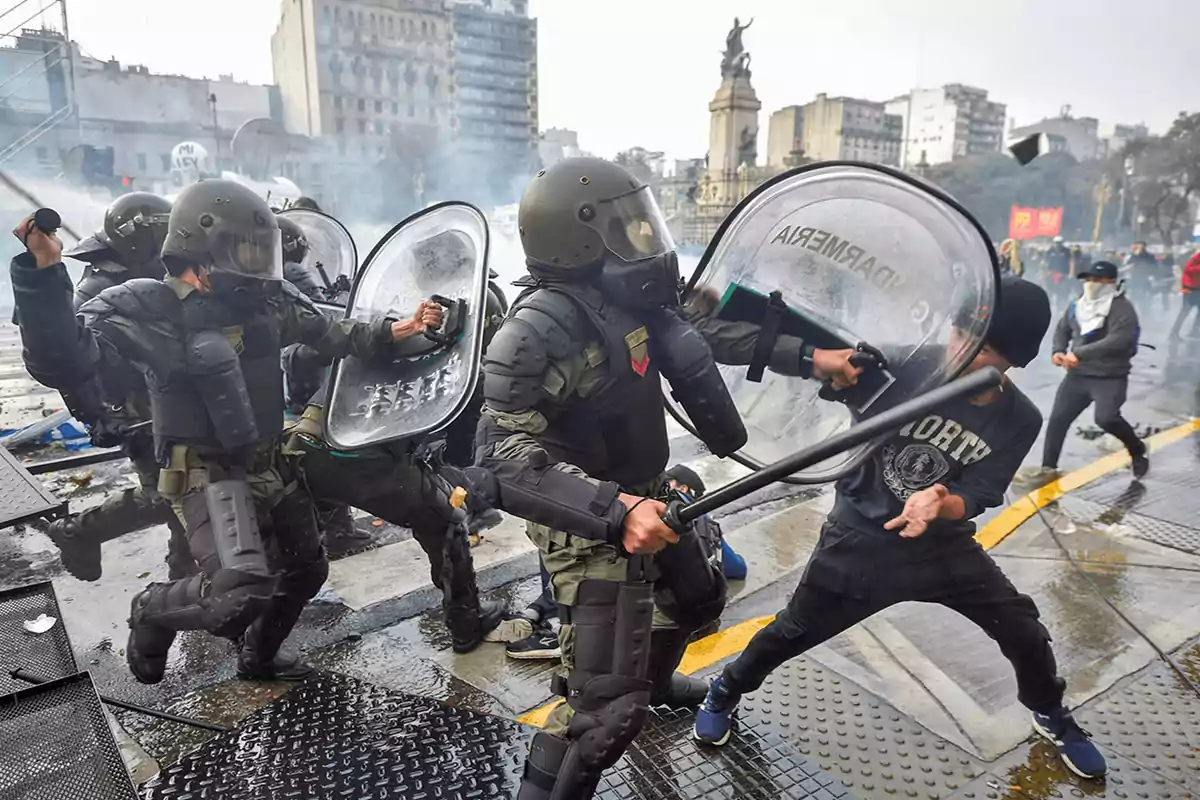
[517, 732, 569, 800]
[567, 578, 655, 691]
[202, 480, 271, 576]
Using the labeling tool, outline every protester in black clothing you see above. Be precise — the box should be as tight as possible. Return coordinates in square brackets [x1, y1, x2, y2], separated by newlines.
[1037, 260, 1148, 479]
[1122, 241, 1157, 306]
[1043, 236, 1072, 313]
[693, 277, 1110, 781]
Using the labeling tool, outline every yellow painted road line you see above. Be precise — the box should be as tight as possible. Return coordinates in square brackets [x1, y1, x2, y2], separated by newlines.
[517, 417, 1200, 728]
[974, 417, 1200, 550]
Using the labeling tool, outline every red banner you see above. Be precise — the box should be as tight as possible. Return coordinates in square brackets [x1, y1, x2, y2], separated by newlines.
[1009, 205, 1063, 240]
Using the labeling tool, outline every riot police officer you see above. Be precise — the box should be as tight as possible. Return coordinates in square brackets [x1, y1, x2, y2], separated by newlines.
[278, 214, 324, 301]
[285, 231, 519, 651]
[472, 158, 858, 799]
[23, 192, 195, 582]
[11, 179, 443, 684]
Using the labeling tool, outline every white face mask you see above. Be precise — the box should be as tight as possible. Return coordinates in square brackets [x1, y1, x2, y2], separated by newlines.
[1083, 281, 1115, 301]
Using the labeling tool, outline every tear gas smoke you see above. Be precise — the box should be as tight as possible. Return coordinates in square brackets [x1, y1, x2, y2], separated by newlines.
[0, 172, 109, 313]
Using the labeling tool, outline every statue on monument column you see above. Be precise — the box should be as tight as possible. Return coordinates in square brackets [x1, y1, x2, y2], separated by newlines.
[721, 17, 754, 78]
[737, 125, 757, 168]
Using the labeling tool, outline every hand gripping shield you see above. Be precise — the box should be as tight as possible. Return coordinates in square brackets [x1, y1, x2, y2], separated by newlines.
[324, 202, 490, 451]
[677, 162, 998, 482]
[278, 207, 358, 304]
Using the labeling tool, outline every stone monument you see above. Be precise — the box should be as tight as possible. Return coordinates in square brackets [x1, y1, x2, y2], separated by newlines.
[685, 18, 768, 245]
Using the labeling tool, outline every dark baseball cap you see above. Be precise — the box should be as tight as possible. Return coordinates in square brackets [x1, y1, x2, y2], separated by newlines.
[1078, 261, 1119, 280]
[665, 465, 706, 498]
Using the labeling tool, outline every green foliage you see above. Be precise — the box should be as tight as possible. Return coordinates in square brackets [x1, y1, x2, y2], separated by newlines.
[1108, 111, 1200, 246]
[923, 151, 1106, 242]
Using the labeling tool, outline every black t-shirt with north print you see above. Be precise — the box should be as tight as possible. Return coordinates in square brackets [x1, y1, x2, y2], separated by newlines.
[832, 378, 1042, 538]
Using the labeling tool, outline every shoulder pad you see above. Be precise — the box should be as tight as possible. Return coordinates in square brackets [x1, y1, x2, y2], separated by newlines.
[74, 267, 122, 308]
[281, 279, 320, 312]
[483, 289, 586, 413]
[80, 278, 179, 324]
[510, 288, 586, 361]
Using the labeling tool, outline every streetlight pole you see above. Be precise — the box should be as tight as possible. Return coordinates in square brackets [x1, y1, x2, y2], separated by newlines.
[209, 93, 221, 173]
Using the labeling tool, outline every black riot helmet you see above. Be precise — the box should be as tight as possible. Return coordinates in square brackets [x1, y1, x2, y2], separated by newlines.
[518, 157, 680, 310]
[276, 214, 309, 264]
[65, 192, 171, 266]
[162, 180, 282, 283]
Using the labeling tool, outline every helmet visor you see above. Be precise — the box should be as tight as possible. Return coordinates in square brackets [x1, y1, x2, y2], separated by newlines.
[210, 228, 284, 281]
[595, 186, 675, 263]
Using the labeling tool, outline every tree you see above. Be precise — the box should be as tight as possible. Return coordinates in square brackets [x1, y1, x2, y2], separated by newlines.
[924, 151, 1106, 242]
[1107, 111, 1200, 247]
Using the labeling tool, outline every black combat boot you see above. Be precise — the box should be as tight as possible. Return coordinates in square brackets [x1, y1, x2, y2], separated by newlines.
[126, 584, 182, 684]
[440, 524, 528, 652]
[236, 648, 315, 681]
[317, 501, 374, 558]
[47, 516, 102, 582]
[647, 628, 708, 709]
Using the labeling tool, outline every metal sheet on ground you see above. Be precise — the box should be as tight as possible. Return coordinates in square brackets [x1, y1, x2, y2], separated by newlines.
[0, 445, 66, 527]
[141, 670, 853, 800]
[0, 581, 76, 695]
[1075, 640, 1200, 793]
[0, 672, 139, 800]
[729, 657, 989, 799]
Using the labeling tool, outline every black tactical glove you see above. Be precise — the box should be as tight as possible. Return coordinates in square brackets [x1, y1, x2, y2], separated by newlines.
[89, 415, 130, 448]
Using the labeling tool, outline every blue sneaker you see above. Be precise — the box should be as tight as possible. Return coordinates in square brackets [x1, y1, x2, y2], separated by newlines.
[693, 675, 740, 746]
[1032, 709, 1107, 779]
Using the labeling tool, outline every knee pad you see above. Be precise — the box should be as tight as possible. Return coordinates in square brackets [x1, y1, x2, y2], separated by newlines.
[207, 568, 274, 637]
[564, 674, 651, 772]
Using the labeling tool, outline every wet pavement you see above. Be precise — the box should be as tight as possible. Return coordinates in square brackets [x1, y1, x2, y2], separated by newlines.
[3, 308, 1200, 797]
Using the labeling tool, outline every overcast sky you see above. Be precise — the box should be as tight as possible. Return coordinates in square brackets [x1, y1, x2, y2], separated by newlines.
[57, 0, 1199, 160]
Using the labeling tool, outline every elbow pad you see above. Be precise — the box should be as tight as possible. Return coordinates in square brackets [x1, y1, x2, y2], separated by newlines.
[649, 309, 747, 458]
[465, 462, 627, 545]
[188, 330, 260, 451]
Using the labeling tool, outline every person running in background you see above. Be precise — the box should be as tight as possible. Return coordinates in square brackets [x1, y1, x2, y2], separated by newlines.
[1169, 250, 1200, 342]
[1036, 261, 1148, 480]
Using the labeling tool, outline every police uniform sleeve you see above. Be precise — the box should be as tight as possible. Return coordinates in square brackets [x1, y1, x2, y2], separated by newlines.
[681, 289, 813, 378]
[10, 254, 108, 423]
[468, 300, 628, 545]
[278, 282, 394, 360]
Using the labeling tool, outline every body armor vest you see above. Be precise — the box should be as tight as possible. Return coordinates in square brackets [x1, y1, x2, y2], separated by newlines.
[523, 286, 670, 489]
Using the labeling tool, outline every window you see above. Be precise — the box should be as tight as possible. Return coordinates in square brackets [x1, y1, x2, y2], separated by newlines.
[358, 119, 366, 134]
[369, 13, 376, 28]
[358, 98, 365, 112]
[422, 20, 428, 35]
[374, 100, 382, 113]
[372, 76, 382, 93]
[336, 118, 345, 133]
[137, 153, 147, 171]
[161, 154, 171, 171]
[373, 119, 384, 135]
[334, 95, 343, 109]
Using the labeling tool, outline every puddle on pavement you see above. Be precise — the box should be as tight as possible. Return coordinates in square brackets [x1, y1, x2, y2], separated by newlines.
[119, 680, 293, 765]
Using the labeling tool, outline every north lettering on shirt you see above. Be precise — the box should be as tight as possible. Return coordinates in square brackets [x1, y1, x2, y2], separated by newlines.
[899, 414, 993, 465]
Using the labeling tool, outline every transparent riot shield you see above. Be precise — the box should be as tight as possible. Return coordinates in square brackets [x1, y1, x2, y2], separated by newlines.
[324, 202, 490, 450]
[278, 207, 357, 305]
[676, 162, 998, 482]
